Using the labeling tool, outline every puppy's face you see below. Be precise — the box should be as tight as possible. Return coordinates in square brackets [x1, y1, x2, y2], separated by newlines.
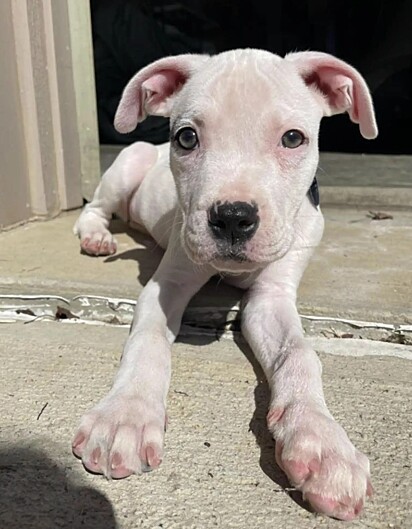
[115, 49, 377, 273]
[170, 52, 323, 272]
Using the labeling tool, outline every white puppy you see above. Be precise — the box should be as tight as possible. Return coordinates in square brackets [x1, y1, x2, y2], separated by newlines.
[73, 49, 377, 521]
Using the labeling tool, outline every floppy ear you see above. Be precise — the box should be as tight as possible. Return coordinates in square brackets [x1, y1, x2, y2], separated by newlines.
[286, 51, 378, 139]
[114, 54, 210, 133]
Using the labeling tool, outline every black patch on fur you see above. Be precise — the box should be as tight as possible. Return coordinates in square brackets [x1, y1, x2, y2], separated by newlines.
[308, 177, 320, 207]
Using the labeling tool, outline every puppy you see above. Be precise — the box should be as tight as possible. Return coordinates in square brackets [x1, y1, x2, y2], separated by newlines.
[73, 49, 377, 520]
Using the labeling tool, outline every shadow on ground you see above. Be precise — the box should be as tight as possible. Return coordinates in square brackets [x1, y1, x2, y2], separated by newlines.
[233, 333, 311, 513]
[178, 330, 311, 513]
[0, 445, 117, 529]
[105, 220, 163, 286]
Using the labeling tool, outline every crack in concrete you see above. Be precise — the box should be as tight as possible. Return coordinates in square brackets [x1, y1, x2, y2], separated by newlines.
[1, 294, 411, 347]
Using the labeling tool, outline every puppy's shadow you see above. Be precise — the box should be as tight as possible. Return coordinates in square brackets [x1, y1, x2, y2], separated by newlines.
[233, 332, 310, 512]
[105, 220, 164, 286]
[0, 445, 117, 529]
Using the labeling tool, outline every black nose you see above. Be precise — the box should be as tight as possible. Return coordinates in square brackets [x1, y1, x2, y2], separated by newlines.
[208, 201, 259, 243]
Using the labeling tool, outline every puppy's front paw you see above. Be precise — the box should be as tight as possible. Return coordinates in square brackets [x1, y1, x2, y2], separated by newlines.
[74, 212, 117, 256]
[72, 394, 166, 478]
[268, 403, 372, 521]
[80, 230, 117, 256]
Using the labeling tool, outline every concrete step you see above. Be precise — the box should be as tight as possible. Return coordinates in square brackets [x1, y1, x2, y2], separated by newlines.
[0, 207, 411, 334]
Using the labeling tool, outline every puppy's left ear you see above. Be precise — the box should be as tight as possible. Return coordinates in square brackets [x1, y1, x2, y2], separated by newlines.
[286, 51, 378, 139]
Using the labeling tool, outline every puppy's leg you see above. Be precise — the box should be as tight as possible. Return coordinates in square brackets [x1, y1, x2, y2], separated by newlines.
[74, 142, 158, 255]
[72, 228, 213, 477]
[242, 233, 371, 520]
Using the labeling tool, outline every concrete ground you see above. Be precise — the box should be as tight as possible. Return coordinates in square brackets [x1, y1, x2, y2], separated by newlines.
[1, 206, 411, 528]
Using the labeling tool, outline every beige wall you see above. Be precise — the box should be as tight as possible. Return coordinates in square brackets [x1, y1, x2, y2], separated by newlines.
[0, 1, 32, 228]
[0, 0, 100, 230]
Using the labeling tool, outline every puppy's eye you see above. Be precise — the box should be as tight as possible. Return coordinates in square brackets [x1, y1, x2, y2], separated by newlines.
[281, 129, 305, 149]
[175, 127, 198, 150]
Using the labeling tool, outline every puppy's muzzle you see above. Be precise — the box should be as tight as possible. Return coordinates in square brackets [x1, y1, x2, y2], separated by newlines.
[208, 201, 259, 245]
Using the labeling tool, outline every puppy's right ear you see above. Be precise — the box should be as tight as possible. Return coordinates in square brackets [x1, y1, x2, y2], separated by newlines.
[114, 54, 209, 133]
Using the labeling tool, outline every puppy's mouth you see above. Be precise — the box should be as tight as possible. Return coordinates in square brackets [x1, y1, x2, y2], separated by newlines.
[210, 247, 257, 273]
[214, 241, 249, 262]
[183, 233, 250, 266]
[183, 236, 272, 274]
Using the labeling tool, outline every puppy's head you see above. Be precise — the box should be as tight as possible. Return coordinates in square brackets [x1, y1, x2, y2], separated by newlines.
[115, 49, 377, 273]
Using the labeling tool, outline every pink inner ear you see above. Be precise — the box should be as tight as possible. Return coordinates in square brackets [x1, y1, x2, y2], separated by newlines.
[304, 68, 355, 115]
[287, 51, 378, 139]
[142, 70, 186, 115]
